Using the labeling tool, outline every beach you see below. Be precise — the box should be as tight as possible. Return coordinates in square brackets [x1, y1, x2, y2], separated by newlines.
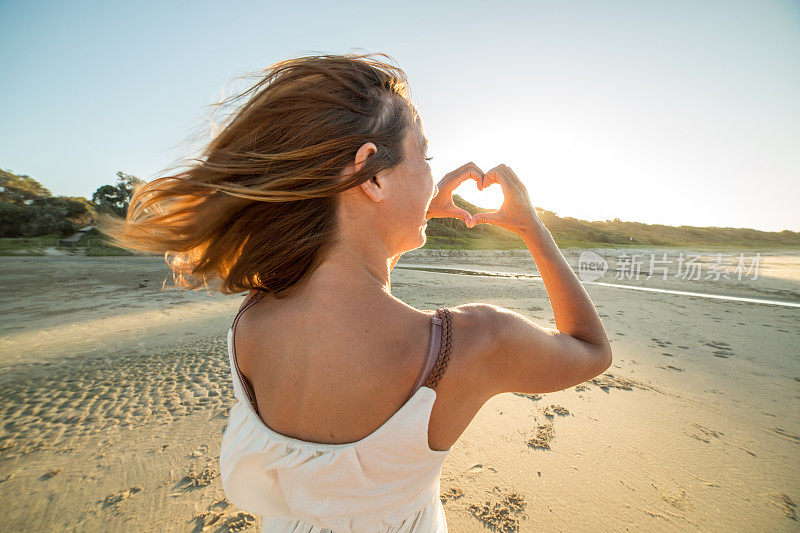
[0, 249, 798, 531]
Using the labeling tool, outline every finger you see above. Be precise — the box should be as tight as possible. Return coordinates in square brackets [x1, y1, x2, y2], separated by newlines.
[485, 164, 524, 193]
[444, 165, 482, 190]
[441, 205, 473, 225]
[468, 211, 500, 228]
[484, 166, 522, 197]
[450, 161, 484, 178]
[439, 162, 484, 192]
[501, 164, 525, 189]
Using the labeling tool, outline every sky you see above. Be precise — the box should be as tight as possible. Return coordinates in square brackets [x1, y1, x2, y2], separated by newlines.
[1, 0, 798, 232]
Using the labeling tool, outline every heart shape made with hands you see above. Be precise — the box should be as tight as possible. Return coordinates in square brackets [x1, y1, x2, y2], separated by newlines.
[425, 163, 504, 229]
[460, 182, 505, 229]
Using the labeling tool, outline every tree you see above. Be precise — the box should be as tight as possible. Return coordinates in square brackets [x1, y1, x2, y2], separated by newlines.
[91, 171, 144, 218]
[0, 169, 52, 204]
[32, 196, 88, 218]
[0, 197, 80, 237]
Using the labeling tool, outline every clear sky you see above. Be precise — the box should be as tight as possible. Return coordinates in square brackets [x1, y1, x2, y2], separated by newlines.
[1, 0, 798, 231]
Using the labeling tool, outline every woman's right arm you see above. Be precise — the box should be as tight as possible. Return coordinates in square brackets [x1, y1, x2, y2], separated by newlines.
[468, 165, 612, 396]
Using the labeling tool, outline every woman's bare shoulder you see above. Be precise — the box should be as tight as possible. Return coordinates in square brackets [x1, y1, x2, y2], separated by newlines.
[422, 303, 509, 449]
[447, 303, 504, 341]
[433, 303, 503, 399]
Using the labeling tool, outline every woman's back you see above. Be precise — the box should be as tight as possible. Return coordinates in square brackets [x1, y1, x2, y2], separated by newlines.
[231, 288, 493, 456]
[220, 289, 490, 531]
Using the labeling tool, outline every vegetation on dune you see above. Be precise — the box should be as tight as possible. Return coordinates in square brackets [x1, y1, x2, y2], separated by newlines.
[433, 196, 800, 251]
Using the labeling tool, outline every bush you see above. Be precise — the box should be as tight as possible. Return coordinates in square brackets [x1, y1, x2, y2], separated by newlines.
[0, 199, 84, 237]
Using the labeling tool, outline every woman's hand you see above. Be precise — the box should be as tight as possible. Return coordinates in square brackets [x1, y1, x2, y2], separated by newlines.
[467, 164, 540, 234]
[425, 162, 485, 225]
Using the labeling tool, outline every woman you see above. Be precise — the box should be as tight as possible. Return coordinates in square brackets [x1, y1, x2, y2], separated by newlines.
[100, 52, 612, 532]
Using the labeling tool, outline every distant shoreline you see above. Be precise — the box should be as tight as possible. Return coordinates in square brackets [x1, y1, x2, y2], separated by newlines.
[2, 242, 800, 258]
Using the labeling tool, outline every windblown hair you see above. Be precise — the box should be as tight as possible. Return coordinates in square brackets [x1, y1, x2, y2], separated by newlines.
[98, 52, 419, 298]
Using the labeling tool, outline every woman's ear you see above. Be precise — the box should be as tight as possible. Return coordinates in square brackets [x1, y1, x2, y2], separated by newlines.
[353, 142, 377, 174]
[355, 142, 383, 202]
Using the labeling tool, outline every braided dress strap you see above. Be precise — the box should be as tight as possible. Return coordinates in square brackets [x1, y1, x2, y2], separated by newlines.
[230, 290, 268, 412]
[424, 308, 453, 389]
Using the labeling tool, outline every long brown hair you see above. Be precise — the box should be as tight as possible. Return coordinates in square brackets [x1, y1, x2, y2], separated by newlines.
[98, 52, 419, 298]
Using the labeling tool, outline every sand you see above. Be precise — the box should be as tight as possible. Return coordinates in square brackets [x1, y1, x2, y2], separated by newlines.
[0, 249, 798, 531]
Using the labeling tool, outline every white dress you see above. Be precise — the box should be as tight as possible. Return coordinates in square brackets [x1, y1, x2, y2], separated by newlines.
[220, 291, 454, 532]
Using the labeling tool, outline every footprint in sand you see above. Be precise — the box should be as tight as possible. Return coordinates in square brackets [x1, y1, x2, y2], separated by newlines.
[648, 479, 691, 511]
[468, 487, 528, 532]
[180, 465, 219, 489]
[192, 497, 240, 531]
[512, 392, 542, 401]
[527, 422, 555, 451]
[704, 340, 735, 358]
[102, 486, 143, 508]
[467, 464, 498, 474]
[651, 337, 672, 348]
[39, 467, 61, 480]
[220, 512, 258, 532]
[686, 423, 724, 443]
[543, 405, 571, 419]
[589, 373, 655, 393]
[440, 487, 464, 505]
[773, 428, 800, 444]
[190, 443, 209, 458]
[775, 493, 798, 521]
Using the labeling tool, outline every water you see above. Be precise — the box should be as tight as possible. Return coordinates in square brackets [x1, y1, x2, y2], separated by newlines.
[395, 265, 800, 309]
